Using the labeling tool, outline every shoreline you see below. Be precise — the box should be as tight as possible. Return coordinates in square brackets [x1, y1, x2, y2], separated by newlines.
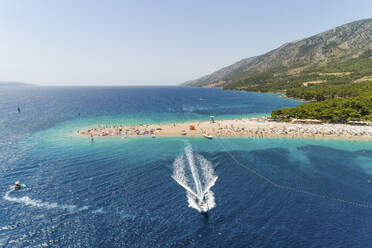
[76, 118, 372, 141]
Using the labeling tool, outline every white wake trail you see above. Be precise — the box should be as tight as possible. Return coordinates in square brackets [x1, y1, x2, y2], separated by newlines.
[185, 145, 203, 199]
[4, 189, 88, 211]
[172, 144, 218, 213]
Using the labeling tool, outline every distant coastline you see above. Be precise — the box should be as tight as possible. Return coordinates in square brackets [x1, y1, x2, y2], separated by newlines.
[0, 82, 33, 86]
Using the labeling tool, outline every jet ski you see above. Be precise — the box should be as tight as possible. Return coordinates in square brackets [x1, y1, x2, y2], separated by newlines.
[14, 181, 25, 190]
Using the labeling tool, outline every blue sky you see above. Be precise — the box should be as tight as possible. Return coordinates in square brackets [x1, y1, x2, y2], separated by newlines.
[1, 0, 371, 85]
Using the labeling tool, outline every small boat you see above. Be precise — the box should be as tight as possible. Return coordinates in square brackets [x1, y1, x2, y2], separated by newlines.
[203, 133, 213, 139]
[200, 98, 206, 101]
[151, 134, 156, 138]
[181, 130, 187, 136]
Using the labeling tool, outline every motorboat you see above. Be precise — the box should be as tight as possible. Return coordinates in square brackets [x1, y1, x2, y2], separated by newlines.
[198, 198, 209, 217]
[203, 133, 213, 139]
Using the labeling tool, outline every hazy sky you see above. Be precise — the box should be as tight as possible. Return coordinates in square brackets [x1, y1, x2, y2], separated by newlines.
[1, 0, 371, 85]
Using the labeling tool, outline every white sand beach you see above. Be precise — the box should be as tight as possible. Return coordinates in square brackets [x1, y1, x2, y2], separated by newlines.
[77, 118, 372, 141]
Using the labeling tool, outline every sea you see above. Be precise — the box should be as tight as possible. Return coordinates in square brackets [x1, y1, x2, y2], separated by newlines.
[0, 86, 372, 248]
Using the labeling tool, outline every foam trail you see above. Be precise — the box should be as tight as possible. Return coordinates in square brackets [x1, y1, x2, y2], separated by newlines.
[4, 189, 88, 211]
[185, 145, 203, 199]
[172, 143, 218, 212]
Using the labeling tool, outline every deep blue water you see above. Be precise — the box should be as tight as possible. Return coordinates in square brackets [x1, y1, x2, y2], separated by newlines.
[1, 86, 372, 247]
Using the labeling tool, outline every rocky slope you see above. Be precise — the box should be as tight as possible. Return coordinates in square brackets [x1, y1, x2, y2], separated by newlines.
[183, 18, 372, 88]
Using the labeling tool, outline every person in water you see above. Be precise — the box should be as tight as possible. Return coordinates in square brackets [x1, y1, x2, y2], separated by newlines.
[17, 107, 21, 113]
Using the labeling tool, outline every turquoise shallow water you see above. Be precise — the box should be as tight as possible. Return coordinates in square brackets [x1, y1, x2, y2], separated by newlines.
[1, 86, 372, 247]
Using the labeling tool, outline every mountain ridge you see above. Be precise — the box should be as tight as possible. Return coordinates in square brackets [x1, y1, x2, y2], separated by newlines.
[183, 18, 372, 88]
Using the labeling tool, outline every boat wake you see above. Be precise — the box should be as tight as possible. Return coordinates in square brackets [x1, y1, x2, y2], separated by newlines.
[172, 143, 218, 213]
[4, 189, 88, 212]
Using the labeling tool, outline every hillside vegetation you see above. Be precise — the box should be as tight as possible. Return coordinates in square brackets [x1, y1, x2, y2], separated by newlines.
[272, 95, 372, 122]
[255, 52, 372, 122]
[224, 50, 372, 95]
